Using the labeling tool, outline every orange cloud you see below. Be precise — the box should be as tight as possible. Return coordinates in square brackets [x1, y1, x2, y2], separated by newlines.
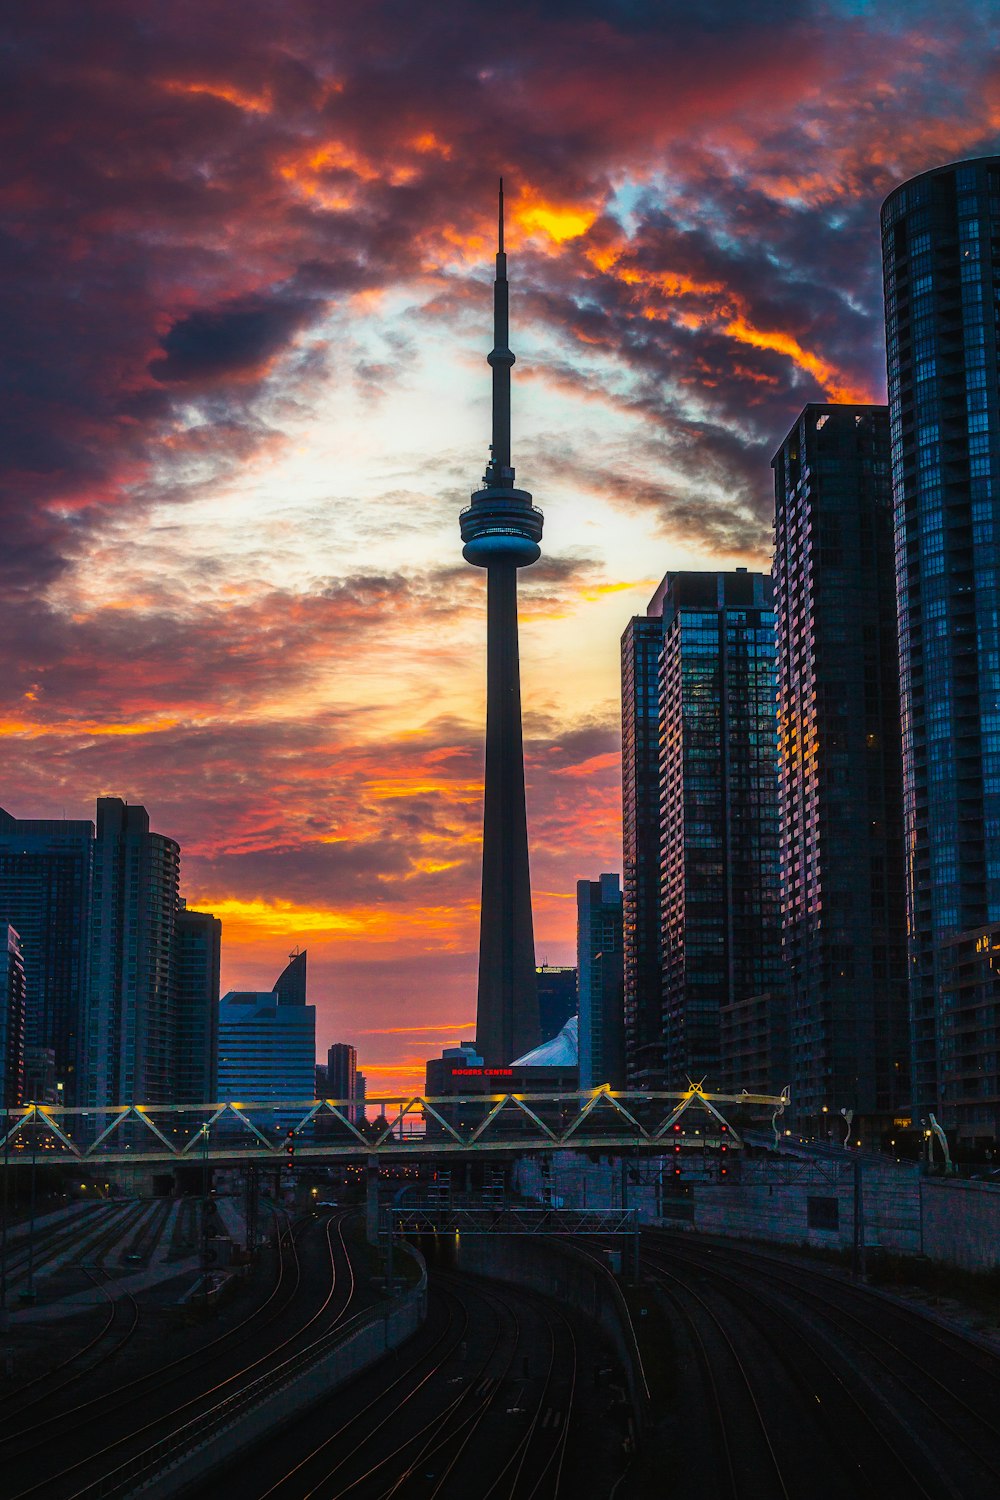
[723, 313, 873, 404]
[0, 716, 180, 738]
[162, 79, 272, 114]
[512, 185, 599, 246]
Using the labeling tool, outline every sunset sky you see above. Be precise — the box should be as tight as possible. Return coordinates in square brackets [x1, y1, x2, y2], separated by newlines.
[3, 1, 999, 1094]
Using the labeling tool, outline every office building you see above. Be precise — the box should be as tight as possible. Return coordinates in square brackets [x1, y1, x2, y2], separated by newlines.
[773, 404, 909, 1133]
[460, 185, 544, 1067]
[326, 1041, 358, 1116]
[83, 798, 180, 1108]
[577, 874, 625, 1089]
[218, 949, 316, 1118]
[1, 924, 26, 1107]
[655, 571, 782, 1089]
[319, 1039, 366, 1125]
[621, 613, 666, 1087]
[536, 965, 577, 1045]
[23, 1046, 56, 1105]
[882, 156, 1000, 1144]
[174, 903, 221, 1103]
[0, 807, 94, 1102]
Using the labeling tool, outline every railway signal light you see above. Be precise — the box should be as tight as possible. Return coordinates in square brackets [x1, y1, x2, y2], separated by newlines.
[285, 1129, 295, 1167]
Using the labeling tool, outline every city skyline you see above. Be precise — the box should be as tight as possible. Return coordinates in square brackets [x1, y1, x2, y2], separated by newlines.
[3, 4, 999, 1092]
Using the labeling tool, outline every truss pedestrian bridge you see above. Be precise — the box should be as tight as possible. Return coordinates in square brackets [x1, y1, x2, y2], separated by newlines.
[0, 1086, 788, 1166]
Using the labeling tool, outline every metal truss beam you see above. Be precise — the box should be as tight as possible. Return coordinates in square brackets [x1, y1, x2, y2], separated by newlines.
[0, 1087, 788, 1166]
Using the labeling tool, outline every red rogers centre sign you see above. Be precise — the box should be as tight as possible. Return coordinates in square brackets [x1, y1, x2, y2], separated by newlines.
[451, 1067, 514, 1077]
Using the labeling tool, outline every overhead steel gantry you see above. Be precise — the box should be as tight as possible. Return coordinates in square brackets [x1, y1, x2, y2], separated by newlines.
[0, 1086, 788, 1166]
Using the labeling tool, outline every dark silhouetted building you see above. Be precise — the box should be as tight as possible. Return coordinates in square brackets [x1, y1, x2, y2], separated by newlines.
[2, 923, 26, 1107]
[719, 991, 789, 1098]
[621, 613, 665, 1087]
[326, 1042, 357, 1102]
[655, 571, 782, 1090]
[536, 964, 577, 1044]
[577, 874, 624, 1089]
[23, 1046, 56, 1105]
[773, 404, 909, 1134]
[460, 185, 544, 1067]
[882, 157, 1000, 1145]
[0, 807, 94, 1102]
[83, 798, 180, 1108]
[274, 947, 307, 1006]
[174, 903, 221, 1103]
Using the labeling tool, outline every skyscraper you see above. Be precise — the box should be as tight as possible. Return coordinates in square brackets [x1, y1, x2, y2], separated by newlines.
[621, 613, 665, 1087]
[882, 156, 1000, 1144]
[83, 797, 180, 1108]
[174, 903, 222, 1103]
[773, 404, 909, 1134]
[577, 874, 625, 1089]
[460, 183, 544, 1067]
[0, 807, 94, 1102]
[655, 571, 782, 1089]
[1, 924, 26, 1107]
[326, 1041, 357, 1101]
[218, 950, 316, 1121]
[536, 964, 577, 1045]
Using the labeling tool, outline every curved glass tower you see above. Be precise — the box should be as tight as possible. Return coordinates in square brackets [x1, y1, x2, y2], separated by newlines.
[882, 157, 1000, 1143]
[460, 183, 544, 1066]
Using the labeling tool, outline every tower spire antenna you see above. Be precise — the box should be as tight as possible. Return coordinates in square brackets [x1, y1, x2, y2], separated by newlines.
[487, 178, 513, 481]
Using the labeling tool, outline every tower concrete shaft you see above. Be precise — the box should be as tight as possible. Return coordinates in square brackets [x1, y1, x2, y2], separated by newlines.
[460, 181, 543, 1066]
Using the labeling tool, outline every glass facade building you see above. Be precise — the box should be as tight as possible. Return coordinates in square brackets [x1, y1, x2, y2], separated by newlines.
[655, 571, 782, 1089]
[219, 952, 317, 1129]
[621, 614, 665, 1087]
[1, 923, 26, 1107]
[83, 798, 181, 1108]
[536, 964, 577, 1045]
[773, 404, 909, 1133]
[0, 807, 94, 1103]
[174, 904, 221, 1104]
[577, 874, 624, 1089]
[882, 157, 1000, 1143]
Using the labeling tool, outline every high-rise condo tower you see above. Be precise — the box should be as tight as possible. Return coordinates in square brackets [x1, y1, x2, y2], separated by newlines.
[882, 157, 1000, 1146]
[460, 182, 544, 1066]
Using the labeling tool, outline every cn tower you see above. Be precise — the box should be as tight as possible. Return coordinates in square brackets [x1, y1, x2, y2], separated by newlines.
[460, 181, 543, 1066]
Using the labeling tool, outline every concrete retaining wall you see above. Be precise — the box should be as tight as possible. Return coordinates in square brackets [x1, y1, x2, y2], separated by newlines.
[455, 1234, 650, 1426]
[921, 1178, 1000, 1272]
[515, 1152, 1000, 1274]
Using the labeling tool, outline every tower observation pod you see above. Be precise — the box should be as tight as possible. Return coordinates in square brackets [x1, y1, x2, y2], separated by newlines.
[460, 180, 544, 1067]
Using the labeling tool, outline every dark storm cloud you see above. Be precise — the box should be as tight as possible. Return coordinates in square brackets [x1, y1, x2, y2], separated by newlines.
[150, 295, 316, 386]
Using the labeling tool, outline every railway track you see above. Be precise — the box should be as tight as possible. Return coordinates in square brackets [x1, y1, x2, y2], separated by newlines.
[210, 1266, 584, 1500]
[4, 1208, 360, 1500]
[641, 1231, 1000, 1500]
